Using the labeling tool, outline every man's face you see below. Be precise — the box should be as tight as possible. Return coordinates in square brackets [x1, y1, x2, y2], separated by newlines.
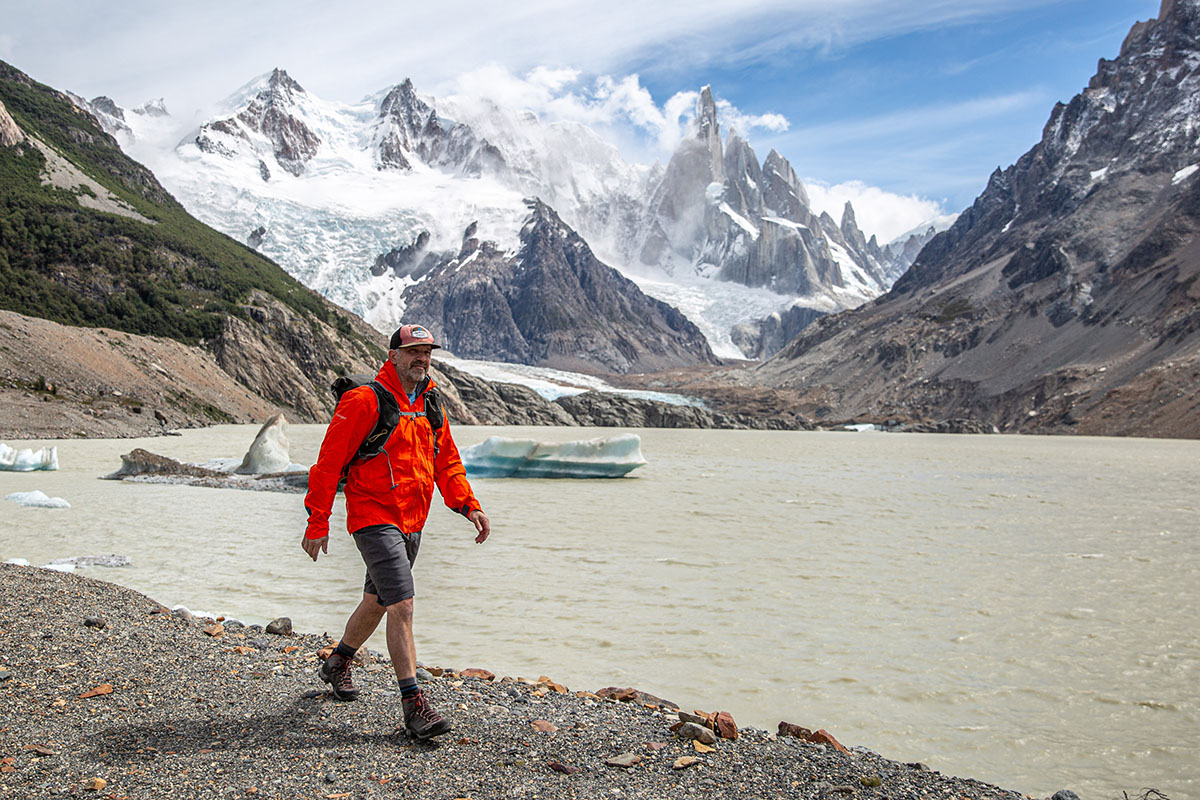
[391, 345, 433, 387]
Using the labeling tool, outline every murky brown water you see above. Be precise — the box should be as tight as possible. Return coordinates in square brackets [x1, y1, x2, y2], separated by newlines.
[2, 426, 1197, 800]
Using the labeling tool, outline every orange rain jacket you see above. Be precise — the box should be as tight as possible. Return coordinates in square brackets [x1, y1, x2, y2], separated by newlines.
[304, 361, 481, 540]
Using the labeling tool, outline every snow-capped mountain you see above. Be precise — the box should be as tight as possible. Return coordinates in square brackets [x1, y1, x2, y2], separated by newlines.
[634, 87, 889, 302]
[80, 71, 920, 365]
[879, 213, 960, 284]
[398, 199, 719, 373]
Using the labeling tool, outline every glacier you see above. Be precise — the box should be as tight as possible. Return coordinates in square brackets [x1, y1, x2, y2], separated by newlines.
[5, 490, 70, 508]
[461, 434, 647, 479]
[0, 443, 59, 471]
[440, 355, 706, 406]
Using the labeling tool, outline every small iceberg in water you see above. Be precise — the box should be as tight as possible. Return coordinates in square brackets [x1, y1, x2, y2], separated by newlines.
[46, 554, 132, 569]
[0, 443, 58, 471]
[105, 413, 308, 493]
[462, 434, 647, 478]
[5, 490, 70, 508]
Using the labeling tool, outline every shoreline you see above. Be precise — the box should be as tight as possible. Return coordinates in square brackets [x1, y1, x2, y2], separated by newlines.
[0, 562, 1046, 800]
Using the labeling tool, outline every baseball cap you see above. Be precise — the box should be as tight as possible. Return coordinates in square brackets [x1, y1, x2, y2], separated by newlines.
[389, 323, 441, 350]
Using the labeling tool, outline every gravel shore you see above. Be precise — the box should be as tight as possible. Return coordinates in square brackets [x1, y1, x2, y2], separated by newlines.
[0, 563, 1033, 800]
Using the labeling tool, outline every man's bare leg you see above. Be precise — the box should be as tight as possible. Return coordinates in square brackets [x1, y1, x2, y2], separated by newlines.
[339, 592, 386, 650]
[384, 597, 416, 681]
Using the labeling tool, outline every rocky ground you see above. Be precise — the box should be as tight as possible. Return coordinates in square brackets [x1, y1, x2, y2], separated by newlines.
[0, 563, 1046, 800]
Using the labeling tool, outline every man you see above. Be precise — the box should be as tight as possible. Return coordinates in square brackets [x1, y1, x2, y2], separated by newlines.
[302, 323, 491, 742]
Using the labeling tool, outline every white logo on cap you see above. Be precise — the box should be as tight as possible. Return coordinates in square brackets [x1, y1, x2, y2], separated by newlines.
[410, 326, 430, 339]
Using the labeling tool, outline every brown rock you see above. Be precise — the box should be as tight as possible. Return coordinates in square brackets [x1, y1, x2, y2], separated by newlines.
[809, 729, 849, 753]
[645, 741, 668, 751]
[547, 761, 579, 775]
[530, 719, 558, 733]
[595, 686, 678, 709]
[203, 623, 225, 637]
[672, 756, 700, 770]
[715, 710, 739, 740]
[85, 777, 107, 791]
[778, 721, 813, 740]
[461, 668, 495, 681]
[79, 684, 113, 699]
[605, 753, 642, 768]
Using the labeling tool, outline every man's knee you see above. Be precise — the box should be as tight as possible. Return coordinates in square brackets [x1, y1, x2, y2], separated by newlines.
[384, 597, 414, 624]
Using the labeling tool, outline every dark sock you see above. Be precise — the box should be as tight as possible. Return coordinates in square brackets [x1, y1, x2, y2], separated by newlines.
[333, 641, 357, 661]
[398, 678, 419, 698]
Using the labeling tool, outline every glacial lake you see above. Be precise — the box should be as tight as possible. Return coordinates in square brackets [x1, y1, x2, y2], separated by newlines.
[2, 425, 1197, 800]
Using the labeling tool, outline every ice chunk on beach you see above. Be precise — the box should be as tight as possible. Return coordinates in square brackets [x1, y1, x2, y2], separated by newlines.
[47, 554, 132, 569]
[41, 562, 76, 573]
[0, 443, 58, 471]
[461, 434, 647, 478]
[4, 558, 31, 566]
[5, 490, 70, 508]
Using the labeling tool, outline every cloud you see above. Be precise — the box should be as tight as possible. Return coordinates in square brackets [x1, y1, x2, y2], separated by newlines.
[790, 90, 1046, 148]
[442, 66, 788, 158]
[715, 99, 790, 137]
[805, 180, 947, 243]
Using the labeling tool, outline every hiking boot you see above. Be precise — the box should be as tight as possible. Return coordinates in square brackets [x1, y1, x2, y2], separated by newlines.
[319, 653, 359, 701]
[403, 691, 451, 741]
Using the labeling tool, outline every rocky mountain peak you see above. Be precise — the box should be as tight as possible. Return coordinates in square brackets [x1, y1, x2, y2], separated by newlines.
[89, 96, 124, 121]
[695, 85, 724, 184]
[263, 67, 305, 101]
[372, 77, 502, 176]
[397, 197, 718, 374]
[193, 66, 321, 176]
[761, 149, 809, 220]
[133, 98, 169, 117]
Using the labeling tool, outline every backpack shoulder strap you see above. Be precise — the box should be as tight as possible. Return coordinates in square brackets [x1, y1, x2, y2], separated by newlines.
[352, 381, 399, 463]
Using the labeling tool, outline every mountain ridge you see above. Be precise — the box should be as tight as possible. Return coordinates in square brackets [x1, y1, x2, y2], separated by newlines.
[82, 71, 920, 363]
[0, 60, 385, 430]
[740, 0, 1200, 438]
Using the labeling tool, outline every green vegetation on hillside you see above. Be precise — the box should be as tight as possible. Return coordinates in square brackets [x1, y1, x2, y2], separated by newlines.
[0, 60, 363, 348]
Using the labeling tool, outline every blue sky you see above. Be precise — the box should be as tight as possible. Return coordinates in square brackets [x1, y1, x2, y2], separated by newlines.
[0, 0, 1162, 239]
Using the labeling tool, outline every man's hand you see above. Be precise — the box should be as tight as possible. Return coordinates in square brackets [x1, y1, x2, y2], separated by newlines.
[301, 534, 329, 562]
[469, 509, 491, 544]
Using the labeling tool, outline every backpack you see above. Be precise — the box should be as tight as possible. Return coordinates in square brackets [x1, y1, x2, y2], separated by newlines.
[330, 374, 444, 464]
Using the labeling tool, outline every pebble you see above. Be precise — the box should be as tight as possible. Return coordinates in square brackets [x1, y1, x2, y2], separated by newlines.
[677, 722, 718, 745]
[83, 616, 107, 629]
[264, 617, 292, 636]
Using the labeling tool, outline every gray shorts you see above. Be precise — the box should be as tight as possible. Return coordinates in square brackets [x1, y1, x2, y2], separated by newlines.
[352, 524, 421, 607]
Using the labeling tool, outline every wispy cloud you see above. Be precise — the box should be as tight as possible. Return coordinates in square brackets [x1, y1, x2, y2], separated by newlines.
[443, 66, 789, 157]
[789, 90, 1047, 147]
